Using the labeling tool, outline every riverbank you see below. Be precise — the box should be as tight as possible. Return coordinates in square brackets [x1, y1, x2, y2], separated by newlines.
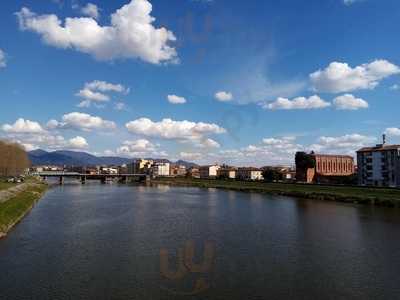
[0, 179, 48, 238]
[151, 177, 400, 207]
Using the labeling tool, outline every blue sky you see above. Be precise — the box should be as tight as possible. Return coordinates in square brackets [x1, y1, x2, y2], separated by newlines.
[0, 0, 399, 166]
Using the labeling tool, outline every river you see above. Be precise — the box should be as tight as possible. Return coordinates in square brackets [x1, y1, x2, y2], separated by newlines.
[1, 182, 400, 299]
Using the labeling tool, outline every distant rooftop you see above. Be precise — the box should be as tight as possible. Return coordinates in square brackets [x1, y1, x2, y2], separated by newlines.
[357, 144, 400, 153]
[312, 153, 354, 159]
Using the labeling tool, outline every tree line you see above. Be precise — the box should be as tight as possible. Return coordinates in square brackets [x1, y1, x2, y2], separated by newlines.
[0, 140, 31, 177]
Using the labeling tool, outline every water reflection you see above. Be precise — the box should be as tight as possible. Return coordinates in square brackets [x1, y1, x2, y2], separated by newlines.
[0, 183, 399, 299]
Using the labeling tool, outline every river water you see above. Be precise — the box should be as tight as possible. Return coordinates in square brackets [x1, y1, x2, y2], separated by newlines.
[0, 182, 400, 299]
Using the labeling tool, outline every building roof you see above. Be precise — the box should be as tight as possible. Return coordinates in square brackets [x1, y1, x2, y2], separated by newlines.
[238, 167, 262, 171]
[312, 153, 353, 159]
[357, 144, 400, 153]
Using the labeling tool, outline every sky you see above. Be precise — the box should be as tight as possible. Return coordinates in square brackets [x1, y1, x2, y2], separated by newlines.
[0, 0, 400, 166]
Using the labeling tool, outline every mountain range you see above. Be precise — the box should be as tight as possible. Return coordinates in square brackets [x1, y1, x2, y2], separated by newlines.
[28, 149, 198, 168]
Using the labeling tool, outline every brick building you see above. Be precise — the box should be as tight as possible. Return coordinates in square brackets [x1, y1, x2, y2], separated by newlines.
[296, 152, 355, 183]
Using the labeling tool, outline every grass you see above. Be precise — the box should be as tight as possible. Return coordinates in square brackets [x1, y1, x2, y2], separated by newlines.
[0, 182, 15, 191]
[152, 177, 400, 207]
[0, 181, 47, 237]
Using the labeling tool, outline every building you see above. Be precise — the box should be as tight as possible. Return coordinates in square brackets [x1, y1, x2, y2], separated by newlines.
[151, 162, 170, 177]
[187, 167, 200, 178]
[237, 168, 264, 181]
[261, 166, 296, 182]
[199, 165, 220, 179]
[357, 137, 400, 187]
[217, 167, 237, 179]
[100, 166, 118, 175]
[127, 159, 154, 174]
[170, 165, 187, 177]
[295, 152, 354, 183]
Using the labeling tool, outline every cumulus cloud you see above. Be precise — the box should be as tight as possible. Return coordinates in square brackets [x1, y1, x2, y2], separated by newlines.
[76, 80, 128, 107]
[215, 91, 233, 102]
[384, 127, 400, 137]
[16, 0, 178, 64]
[179, 152, 202, 161]
[196, 136, 303, 166]
[333, 94, 369, 110]
[68, 136, 89, 149]
[167, 94, 186, 104]
[125, 117, 225, 148]
[1, 122, 90, 151]
[310, 60, 400, 93]
[2, 118, 45, 133]
[308, 134, 375, 155]
[80, 3, 100, 19]
[116, 138, 167, 157]
[264, 95, 330, 110]
[51, 112, 116, 131]
[0, 49, 6, 68]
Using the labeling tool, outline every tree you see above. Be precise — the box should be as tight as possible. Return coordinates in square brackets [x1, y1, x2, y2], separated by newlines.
[0, 140, 31, 177]
[295, 152, 315, 170]
[262, 169, 282, 182]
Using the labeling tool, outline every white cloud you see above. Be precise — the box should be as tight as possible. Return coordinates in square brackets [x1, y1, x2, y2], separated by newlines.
[343, 0, 362, 5]
[76, 80, 128, 107]
[0, 49, 6, 68]
[80, 3, 99, 19]
[390, 84, 399, 91]
[2, 118, 45, 133]
[16, 0, 178, 64]
[384, 127, 400, 137]
[333, 94, 369, 110]
[125, 117, 225, 148]
[201, 138, 220, 148]
[265, 95, 330, 110]
[116, 138, 167, 157]
[1, 123, 90, 151]
[167, 94, 186, 104]
[68, 136, 89, 149]
[114, 102, 127, 111]
[199, 136, 303, 166]
[53, 112, 117, 131]
[308, 134, 375, 155]
[310, 60, 400, 93]
[179, 152, 202, 161]
[215, 91, 233, 102]
[85, 80, 128, 93]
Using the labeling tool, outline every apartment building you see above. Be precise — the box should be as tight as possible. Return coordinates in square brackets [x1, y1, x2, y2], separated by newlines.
[151, 162, 170, 177]
[237, 167, 263, 181]
[357, 140, 400, 187]
[127, 159, 154, 174]
[199, 165, 220, 179]
[217, 167, 237, 179]
[170, 165, 187, 177]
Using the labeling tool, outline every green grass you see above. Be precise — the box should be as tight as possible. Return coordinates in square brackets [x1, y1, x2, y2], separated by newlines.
[0, 182, 16, 191]
[152, 177, 400, 206]
[0, 182, 47, 235]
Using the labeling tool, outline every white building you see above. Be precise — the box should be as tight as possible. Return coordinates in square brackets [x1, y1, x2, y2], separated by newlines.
[152, 162, 170, 177]
[100, 167, 118, 175]
[199, 165, 220, 179]
[237, 168, 264, 181]
[357, 139, 400, 187]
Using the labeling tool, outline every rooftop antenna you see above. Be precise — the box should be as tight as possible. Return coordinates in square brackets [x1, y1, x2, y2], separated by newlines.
[383, 134, 386, 145]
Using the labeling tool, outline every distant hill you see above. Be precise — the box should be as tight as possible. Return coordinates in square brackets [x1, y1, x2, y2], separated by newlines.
[28, 149, 198, 168]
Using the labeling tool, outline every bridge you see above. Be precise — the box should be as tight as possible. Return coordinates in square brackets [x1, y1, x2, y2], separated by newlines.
[33, 172, 150, 184]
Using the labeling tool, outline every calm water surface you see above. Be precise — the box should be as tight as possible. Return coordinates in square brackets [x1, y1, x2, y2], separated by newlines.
[1, 182, 400, 300]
